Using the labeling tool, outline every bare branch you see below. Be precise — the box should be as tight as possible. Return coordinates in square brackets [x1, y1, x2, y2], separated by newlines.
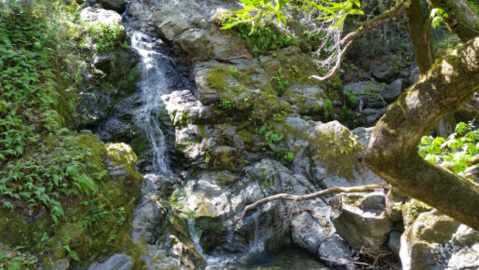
[240, 184, 381, 219]
[310, 0, 408, 81]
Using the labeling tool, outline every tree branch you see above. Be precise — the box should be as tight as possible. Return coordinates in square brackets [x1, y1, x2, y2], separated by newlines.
[358, 37, 479, 231]
[427, 0, 479, 42]
[240, 184, 381, 219]
[310, 0, 408, 81]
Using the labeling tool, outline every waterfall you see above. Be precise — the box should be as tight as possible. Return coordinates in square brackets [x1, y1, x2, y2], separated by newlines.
[129, 31, 173, 177]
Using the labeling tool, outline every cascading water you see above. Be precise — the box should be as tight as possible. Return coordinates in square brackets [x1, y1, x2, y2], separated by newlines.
[130, 31, 173, 177]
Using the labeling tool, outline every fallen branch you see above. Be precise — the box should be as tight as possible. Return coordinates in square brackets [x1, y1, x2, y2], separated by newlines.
[240, 184, 381, 219]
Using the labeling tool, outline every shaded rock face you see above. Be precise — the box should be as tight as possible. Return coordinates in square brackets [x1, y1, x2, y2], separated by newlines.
[100, 0, 125, 13]
[330, 192, 393, 251]
[400, 210, 479, 270]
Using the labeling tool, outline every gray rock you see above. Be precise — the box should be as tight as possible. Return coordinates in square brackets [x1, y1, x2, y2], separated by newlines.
[54, 258, 70, 270]
[153, 10, 193, 42]
[291, 212, 328, 254]
[80, 7, 123, 26]
[351, 126, 374, 147]
[92, 49, 137, 81]
[400, 210, 456, 270]
[400, 210, 479, 270]
[388, 231, 402, 256]
[127, 2, 143, 17]
[130, 197, 159, 244]
[343, 81, 388, 110]
[87, 254, 134, 270]
[385, 187, 409, 222]
[284, 84, 327, 114]
[372, 63, 399, 83]
[330, 192, 393, 250]
[409, 67, 420, 84]
[318, 234, 353, 268]
[383, 78, 408, 103]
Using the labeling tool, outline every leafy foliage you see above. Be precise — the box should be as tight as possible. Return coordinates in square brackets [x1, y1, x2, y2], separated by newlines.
[85, 22, 123, 53]
[0, 0, 107, 223]
[257, 124, 284, 147]
[222, 19, 298, 56]
[418, 122, 479, 176]
[0, 130, 104, 223]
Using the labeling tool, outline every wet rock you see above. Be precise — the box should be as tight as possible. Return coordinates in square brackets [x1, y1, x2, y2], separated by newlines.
[87, 254, 134, 270]
[330, 192, 393, 250]
[171, 235, 208, 270]
[127, 2, 143, 17]
[91, 49, 138, 81]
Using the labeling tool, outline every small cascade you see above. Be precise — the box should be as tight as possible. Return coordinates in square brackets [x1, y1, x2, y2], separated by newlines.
[130, 30, 173, 176]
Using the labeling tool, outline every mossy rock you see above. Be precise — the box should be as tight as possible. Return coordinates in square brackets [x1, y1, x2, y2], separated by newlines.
[105, 143, 144, 194]
[209, 146, 240, 172]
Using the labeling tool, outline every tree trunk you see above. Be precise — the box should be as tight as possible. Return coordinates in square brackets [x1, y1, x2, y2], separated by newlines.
[406, 0, 435, 75]
[359, 37, 479, 231]
[427, 0, 479, 42]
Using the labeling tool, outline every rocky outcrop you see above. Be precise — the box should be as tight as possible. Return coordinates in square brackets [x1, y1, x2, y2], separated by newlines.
[330, 192, 393, 251]
[400, 210, 479, 270]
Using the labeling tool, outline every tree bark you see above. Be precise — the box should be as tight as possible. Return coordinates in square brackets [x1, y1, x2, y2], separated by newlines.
[406, 0, 435, 75]
[427, 0, 479, 42]
[358, 37, 479, 231]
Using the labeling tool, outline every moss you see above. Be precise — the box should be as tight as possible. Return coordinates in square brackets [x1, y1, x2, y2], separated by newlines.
[237, 128, 254, 144]
[170, 109, 190, 128]
[105, 143, 144, 192]
[197, 125, 207, 137]
[314, 126, 363, 179]
[210, 148, 239, 172]
[119, 66, 139, 95]
[206, 65, 230, 91]
[215, 171, 235, 186]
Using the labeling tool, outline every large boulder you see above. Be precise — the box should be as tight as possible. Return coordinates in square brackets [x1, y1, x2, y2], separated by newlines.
[329, 192, 393, 250]
[91, 49, 138, 81]
[80, 7, 123, 26]
[400, 210, 479, 270]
